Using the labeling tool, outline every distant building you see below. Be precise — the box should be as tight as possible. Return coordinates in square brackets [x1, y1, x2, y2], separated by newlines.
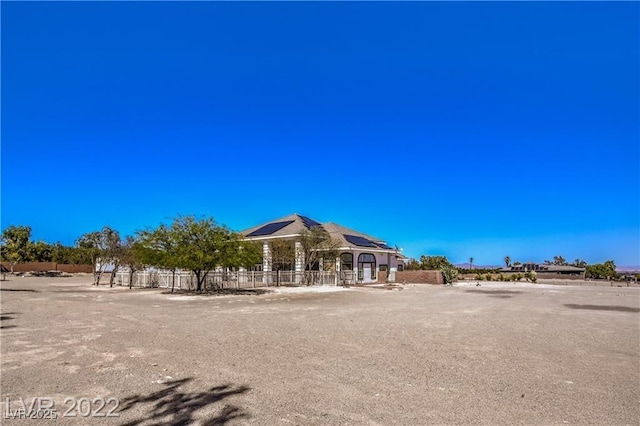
[241, 213, 406, 284]
[501, 263, 585, 277]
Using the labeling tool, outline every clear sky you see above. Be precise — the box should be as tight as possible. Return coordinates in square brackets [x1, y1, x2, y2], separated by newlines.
[2, 2, 638, 266]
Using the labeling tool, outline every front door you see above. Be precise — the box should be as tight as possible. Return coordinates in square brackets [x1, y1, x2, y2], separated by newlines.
[363, 265, 372, 282]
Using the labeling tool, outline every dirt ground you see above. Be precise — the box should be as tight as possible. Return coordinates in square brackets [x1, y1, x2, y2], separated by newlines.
[1, 276, 638, 425]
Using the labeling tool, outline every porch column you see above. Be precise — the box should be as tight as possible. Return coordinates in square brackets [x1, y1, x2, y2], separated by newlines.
[387, 252, 396, 283]
[263, 242, 271, 284]
[294, 241, 304, 284]
[335, 257, 340, 286]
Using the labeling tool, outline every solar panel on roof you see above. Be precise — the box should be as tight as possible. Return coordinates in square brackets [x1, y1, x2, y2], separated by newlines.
[299, 215, 322, 229]
[343, 234, 378, 248]
[375, 242, 392, 250]
[247, 220, 295, 237]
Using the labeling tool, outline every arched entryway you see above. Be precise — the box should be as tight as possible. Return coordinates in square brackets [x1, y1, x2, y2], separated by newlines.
[358, 253, 376, 282]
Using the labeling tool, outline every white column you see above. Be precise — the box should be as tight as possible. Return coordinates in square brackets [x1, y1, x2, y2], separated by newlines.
[294, 241, 304, 284]
[263, 242, 271, 284]
[387, 252, 396, 283]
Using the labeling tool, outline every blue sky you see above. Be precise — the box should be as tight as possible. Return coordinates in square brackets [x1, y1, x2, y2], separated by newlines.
[2, 2, 638, 266]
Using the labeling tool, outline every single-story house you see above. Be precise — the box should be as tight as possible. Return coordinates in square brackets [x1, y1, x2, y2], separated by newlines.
[501, 263, 585, 277]
[241, 213, 406, 283]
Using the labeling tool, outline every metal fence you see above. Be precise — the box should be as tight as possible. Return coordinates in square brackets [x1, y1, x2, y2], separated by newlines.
[115, 270, 357, 290]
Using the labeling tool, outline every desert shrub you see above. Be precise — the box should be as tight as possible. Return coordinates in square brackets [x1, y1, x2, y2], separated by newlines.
[485, 273, 492, 281]
[441, 264, 459, 285]
[514, 273, 522, 282]
[475, 273, 484, 281]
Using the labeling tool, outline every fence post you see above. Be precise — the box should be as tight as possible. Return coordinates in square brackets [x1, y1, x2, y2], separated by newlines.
[252, 271, 255, 288]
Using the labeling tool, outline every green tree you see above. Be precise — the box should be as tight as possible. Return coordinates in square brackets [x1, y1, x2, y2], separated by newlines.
[572, 259, 587, 268]
[30, 240, 53, 262]
[419, 255, 452, 270]
[120, 236, 144, 289]
[553, 255, 568, 266]
[103, 228, 123, 287]
[220, 237, 262, 271]
[298, 227, 340, 284]
[442, 264, 458, 285]
[504, 255, 511, 268]
[77, 227, 120, 285]
[138, 224, 181, 291]
[269, 239, 296, 273]
[152, 215, 238, 292]
[51, 242, 69, 264]
[404, 258, 420, 271]
[585, 260, 617, 280]
[1, 225, 33, 273]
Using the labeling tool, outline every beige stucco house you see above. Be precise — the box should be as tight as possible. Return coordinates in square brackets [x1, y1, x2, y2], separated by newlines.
[241, 213, 406, 284]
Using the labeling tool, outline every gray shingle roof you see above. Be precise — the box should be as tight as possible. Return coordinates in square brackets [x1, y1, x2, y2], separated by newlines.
[241, 214, 401, 254]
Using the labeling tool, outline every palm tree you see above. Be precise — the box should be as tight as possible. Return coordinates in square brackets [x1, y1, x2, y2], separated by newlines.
[469, 257, 474, 270]
[504, 256, 511, 268]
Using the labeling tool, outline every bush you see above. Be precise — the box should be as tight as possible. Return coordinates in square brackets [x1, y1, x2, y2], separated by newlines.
[441, 264, 459, 285]
[485, 273, 493, 281]
[514, 273, 523, 282]
[475, 273, 484, 281]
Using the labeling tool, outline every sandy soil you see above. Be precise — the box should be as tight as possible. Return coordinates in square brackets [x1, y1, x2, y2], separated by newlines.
[1, 276, 638, 425]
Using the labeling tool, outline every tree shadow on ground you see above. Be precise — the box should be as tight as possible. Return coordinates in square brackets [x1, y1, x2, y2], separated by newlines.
[0, 312, 19, 329]
[0, 288, 40, 292]
[118, 378, 251, 425]
[465, 289, 523, 295]
[162, 289, 271, 296]
[564, 304, 639, 313]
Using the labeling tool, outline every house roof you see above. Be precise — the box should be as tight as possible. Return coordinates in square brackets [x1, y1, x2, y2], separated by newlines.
[501, 264, 585, 272]
[241, 214, 403, 255]
[542, 265, 586, 272]
[241, 213, 322, 238]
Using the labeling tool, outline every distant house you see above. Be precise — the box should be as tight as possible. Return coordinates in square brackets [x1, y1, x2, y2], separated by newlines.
[241, 214, 406, 283]
[501, 263, 585, 277]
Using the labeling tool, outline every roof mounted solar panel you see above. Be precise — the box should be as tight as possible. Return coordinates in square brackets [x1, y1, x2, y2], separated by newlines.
[343, 234, 378, 248]
[299, 215, 322, 230]
[375, 242, 392, 250]
[247, 220, 295, 237]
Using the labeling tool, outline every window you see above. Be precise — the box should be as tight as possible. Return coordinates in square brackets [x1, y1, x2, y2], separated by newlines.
[340, 253, 353, 271]
[398, 264, 404, 271]
[379, 264, 388, 272]
[358, 253, 376, 263]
